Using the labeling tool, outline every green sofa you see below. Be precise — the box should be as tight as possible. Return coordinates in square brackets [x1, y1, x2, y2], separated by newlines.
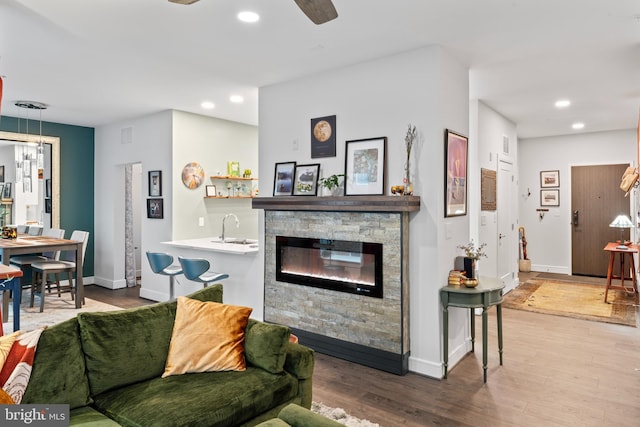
[21, 285, 315, 427]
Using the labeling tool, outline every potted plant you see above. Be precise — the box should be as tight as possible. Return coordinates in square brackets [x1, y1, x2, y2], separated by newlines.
[318, 174, 344, 196]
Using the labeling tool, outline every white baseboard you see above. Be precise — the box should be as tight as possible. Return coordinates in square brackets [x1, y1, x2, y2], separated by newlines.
[92, 276, 127, 289]
[530, 264, 570, 275]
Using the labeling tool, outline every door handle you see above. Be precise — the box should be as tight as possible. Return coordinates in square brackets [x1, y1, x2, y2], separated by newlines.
[572, 210, 579, 226]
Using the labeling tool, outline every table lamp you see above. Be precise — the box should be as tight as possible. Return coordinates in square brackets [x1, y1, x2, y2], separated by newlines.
[609, 214, 634, 249]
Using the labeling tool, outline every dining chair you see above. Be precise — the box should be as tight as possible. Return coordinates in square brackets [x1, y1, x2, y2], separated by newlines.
[10, 228, 65, 302]
[30, 230, 89, 312]
[16, 225, 28, 234]
[178, 256, 229, 288]
[27, 226, 43, 236]
[146, 252, 183, 300]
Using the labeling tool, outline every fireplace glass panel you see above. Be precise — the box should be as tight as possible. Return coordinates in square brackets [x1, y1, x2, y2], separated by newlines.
[276, 236, 383, 298]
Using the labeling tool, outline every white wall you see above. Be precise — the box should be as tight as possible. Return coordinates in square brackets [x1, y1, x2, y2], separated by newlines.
[95, 110, 259, 301]
[518, 129, 635, 273]
[259, 45, 469, 378]
[471, 100, 519, 291]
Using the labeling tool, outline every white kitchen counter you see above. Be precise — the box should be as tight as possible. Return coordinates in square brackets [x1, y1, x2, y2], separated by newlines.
[158, 236, 263, 319]
[162, 237, 259, 255]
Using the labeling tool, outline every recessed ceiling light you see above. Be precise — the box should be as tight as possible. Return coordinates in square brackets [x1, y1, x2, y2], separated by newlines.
[238, 11, 260, 23]
[230, 95, 244, 104]
[555, 99, 571, 108]
[201, 101, 215, 109]
[572, 122, 585, 130]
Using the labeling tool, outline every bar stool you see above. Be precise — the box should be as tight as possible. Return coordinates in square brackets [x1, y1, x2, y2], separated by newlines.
[146, 252, 183, 300]
[178, 256, 229, 288]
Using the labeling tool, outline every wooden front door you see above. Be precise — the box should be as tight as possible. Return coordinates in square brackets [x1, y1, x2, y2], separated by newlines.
[571, 164, 630, 277]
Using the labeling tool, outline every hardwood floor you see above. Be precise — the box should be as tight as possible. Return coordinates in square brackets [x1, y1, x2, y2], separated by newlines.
[85, 284, 640, 427]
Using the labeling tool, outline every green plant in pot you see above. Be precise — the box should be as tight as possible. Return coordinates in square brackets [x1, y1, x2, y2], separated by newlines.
[318, 173, 344, 196]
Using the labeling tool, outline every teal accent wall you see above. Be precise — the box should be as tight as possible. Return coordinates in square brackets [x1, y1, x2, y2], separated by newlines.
[0, 116, 95, 277]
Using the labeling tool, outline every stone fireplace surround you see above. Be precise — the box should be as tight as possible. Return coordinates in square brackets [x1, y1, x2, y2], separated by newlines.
[252, 196, 419, 375]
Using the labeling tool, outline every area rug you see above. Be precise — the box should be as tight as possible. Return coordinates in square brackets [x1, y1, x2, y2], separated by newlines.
[503, 278, 637, 327]
[2, 295, 122, 334]
[312, 402, 381, 427]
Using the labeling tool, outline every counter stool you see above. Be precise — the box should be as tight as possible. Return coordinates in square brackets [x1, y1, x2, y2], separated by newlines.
[146, 252, 183, 301]
[178, 256, 229, 288]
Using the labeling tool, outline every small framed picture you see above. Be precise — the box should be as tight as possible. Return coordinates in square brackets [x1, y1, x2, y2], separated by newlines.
[206, 185, 217, 197]
[45, 198, 52, 213]
[273, 161, 296, 196]
[540, 189, 560, 207]
[45, 178, 52, 198]
[540, 170, 559, 188]
[292, 163, 320, 196]
[3, 182, 11, 199]
[344, 137, 387, 196]
[149, 170, 162, 197]
[147, 198, 164, 219]
[311, 115, 337, 158]
[0, 166, 4, 183]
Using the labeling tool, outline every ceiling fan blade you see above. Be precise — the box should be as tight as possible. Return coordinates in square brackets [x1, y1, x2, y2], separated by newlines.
[294, 0, 338, 25]
[168, 0, 200, 5]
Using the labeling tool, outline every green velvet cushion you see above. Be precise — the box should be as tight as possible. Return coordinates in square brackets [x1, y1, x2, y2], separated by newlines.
[254, 419, 290, 427]
[92, 367, 298, 427]
[22, 318, 93, 409]
[245, 319, 291, 374]
[78, 285, 224, 396]
[278, 404, 344, 427]
[70, 406, 121, 426]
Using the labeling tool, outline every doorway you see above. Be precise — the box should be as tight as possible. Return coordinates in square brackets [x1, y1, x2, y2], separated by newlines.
[571, 164, 630, 277]
[497, 158, 517, 292]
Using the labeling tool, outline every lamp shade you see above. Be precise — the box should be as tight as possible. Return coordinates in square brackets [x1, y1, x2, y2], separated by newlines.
[609, 214, 634, 229]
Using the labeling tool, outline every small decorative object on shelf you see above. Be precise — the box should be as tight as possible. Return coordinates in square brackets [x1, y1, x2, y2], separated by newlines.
[243, 169, 252, 178]
[318, 173, 344, 196]
[404, 124, 417, 195]
[227, 161, 240, 177]
[457, 240, 487, 279]
[391, 185, 405, 195]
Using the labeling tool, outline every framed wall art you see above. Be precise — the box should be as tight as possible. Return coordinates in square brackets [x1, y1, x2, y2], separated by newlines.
[445, 129, 468, 217]
[206, 185, 217, 197]
[273, 161, 296, 196]
[311, 115, 336, 158]
[540, 189, 559, 207]
[149, 170, 162, 197]
[147, 198, 164, 219]
[0, 166, 4, 183]
[481, 168, 497, 211]
[292, 163, 320, 196]
[344, 137, 387, 195]
[540, 170, 559, 188]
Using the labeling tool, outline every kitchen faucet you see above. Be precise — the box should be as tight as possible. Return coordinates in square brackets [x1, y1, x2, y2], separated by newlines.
[221, 213, 239, 241]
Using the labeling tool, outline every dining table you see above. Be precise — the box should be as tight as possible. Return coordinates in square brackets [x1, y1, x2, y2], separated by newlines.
[0, 235, 85, 325]
[0, 264, 24, 333]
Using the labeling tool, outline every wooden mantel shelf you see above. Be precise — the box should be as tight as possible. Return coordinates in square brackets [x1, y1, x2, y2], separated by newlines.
[251, 195, 420, 213]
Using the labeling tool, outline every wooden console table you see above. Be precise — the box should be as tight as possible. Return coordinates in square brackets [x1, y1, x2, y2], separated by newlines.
[603, 242, 639, 303]
[441, 277, 504, 383]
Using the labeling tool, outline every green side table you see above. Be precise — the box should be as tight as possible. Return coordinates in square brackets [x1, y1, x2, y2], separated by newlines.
[441, 276, 504, 383]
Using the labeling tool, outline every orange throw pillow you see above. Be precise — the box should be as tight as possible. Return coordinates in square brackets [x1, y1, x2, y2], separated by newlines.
[162, 298, 252, 378]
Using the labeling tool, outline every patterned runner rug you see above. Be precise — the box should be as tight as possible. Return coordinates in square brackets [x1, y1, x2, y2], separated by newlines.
[503, 278, 637, 327]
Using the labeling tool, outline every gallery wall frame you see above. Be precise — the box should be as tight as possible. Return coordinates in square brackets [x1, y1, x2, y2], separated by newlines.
[311, 115, 336, 158]
[344, 137, 386, 196]
[273, 161, 297, 196]
[149, 170, 162, 197]
[481, 168, 497, 211]
[445, 129, 468, 217]
[147, 198, 164, 219]
[205, 185, 217, 197]
[292, 163, 320, 196]
[540, 189, 560, 207]
[540, 170, 559, 188]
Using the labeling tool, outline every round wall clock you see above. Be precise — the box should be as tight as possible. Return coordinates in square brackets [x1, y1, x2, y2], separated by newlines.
[181, 162, 205, 189]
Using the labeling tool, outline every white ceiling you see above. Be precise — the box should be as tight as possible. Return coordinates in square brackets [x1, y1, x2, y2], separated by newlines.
[1, 0, 639, 139]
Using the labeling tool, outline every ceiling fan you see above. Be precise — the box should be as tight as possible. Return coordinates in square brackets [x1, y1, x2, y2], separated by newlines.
[168, 0, 338, 25]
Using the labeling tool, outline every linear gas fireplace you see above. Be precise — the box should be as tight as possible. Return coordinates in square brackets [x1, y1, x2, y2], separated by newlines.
[276, 236, 383, 298]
